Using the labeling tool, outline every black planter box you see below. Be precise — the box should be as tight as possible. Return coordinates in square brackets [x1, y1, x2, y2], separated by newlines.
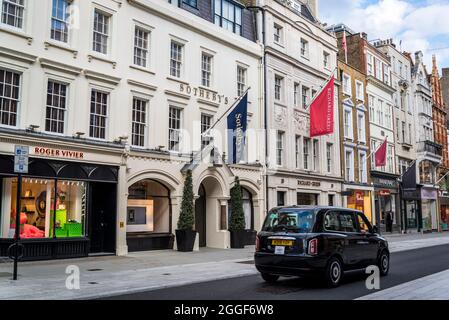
[230, 230, 246, 249]
[175, 229, 197, 252]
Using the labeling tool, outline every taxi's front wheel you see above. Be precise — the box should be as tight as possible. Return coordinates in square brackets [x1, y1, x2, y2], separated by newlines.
[261, 273, 279, 283]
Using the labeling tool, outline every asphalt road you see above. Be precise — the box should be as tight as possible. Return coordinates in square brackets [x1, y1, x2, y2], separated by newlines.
[105, 244, 449, 300]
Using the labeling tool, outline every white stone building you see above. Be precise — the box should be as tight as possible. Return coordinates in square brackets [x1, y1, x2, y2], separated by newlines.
[0, 0, 265, 260]
[410, 51, 441, 232]
[251, 0, 342, 210]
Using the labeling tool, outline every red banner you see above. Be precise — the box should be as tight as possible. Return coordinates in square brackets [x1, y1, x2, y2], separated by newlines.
[375, 139, 387, 167]
[310, 77, 335, 137]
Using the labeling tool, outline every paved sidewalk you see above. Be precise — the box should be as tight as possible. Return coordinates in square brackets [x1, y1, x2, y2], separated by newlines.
[0, 233, 448, 300]
[357, 268, 449, 300]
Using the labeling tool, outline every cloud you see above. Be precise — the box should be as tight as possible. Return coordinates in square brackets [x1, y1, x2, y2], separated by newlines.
[319, 0, 449, 69]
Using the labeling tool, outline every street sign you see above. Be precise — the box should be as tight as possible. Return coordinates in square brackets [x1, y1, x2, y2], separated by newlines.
[14, 145, 29, 174]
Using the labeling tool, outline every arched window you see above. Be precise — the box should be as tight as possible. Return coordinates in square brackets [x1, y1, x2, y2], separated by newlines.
[127, 180, 170, 233]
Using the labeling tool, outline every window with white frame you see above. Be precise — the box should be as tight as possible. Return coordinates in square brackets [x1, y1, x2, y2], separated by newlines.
[326, 143, 332, 173]
[355, 80, 364, 101]
[345, 148, 354, 181]
[300, 38, 308, 57]
[170, 41, 183, 78]
[323, 51, 330, 69]
[201, 113, 212, 149]
[384, 65, 390, 85]
[131, 97, 147, 147]
[312, 139, 319, 171]
[237, 66, 247, 96]
[368, 95, 375, 123]
[408, 123, 412, 144]
[0, 68, 20, 127]
[51, 0, 69, 43]
[396, 118, 400, 140]
[375, 58, 382, 81]
[45, 80, 67, 134]
[357, 111, 366, 143]
[387, 145, 394, 173]
[295, 135, 301, 169]
[214, 0, 242, 35]
[134, 26, 149, 68]
[294, 82, 300, 107]
[303, 137, 310, 170]
[342, 73, 351, 96]
[93, 9, 110, 55]
[326, 142, 334, 173]
[89, 90, 108, 139]
[201, 53, 212, 87]
[169, 107, 182, 152]
[273, 23, 282, 44]
[276, 131, 284, 166]
[344, 107, 353, 139]
[302, 86, 309, 109]
[367, 54, 374, 76]
[358, 151, 367, 183]
[1, 0, 24, 29]
[274, 75, 282, 101]
[378, 100, 384, 126]
[385, 103, 392, 129]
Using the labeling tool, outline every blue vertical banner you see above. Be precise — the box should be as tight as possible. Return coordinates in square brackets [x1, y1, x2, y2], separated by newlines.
[227, 93, 248, 164]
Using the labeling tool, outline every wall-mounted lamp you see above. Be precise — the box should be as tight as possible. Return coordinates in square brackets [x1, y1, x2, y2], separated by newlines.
[27, 124, 40, 132]
[73, 132, 85, 139]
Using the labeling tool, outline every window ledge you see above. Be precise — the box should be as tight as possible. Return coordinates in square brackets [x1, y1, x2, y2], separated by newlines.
[166, 76, 189, 85]
[44, 41, 78, 58]
[88, 54, 117, 69]
[0, 25, 33, 44]
[130, 64, 155, 75]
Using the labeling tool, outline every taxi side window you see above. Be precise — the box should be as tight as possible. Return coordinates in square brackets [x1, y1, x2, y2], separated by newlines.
[324, 211, 340, 231]
[338, 212, 357, 233]
[357, 214, 371, 233]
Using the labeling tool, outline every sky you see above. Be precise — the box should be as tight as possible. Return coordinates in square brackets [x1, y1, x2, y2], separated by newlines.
[318, 0, 449, 72]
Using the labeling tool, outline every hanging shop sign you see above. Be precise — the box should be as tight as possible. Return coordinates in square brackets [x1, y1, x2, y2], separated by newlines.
[14, 145, 29, 173]
[421, 188, 438, 200]
[32, 147, 84, 160]
[179, 84, 230, 105]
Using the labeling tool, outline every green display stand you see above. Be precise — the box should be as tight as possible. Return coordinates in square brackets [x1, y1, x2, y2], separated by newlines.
[49, 209, 67, 237]
[65, 222, 83, 237]
[55, 227, 68, 238]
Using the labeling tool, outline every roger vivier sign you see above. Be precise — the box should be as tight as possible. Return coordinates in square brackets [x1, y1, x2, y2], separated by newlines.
[33, 147, 84, 159]
[179, 84, 230, 105]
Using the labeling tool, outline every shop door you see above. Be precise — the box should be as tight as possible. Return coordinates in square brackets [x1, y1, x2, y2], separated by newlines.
[89, 182, 117, 253]
[195, 185, 206, 247]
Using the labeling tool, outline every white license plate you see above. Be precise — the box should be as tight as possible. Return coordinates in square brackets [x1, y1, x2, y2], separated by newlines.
[274, 246, 285, 255]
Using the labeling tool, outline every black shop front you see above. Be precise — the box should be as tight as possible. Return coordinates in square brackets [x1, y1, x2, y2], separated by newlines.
[0, 154, 118, 261]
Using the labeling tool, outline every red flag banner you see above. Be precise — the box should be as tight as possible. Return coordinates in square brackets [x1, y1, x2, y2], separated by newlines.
[375, 139, 387, 167]
[310, 76, 335, 138]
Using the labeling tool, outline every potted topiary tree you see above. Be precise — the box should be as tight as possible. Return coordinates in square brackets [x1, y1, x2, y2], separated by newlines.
[176, 170, 197, 252]
[229, 176, 246, 249]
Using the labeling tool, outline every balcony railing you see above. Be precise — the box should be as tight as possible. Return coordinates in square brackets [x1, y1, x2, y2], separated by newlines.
[418, 140, 443, 156]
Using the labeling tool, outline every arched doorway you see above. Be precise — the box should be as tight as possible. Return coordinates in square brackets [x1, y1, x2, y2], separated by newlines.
[126, 179, 173, 251]
[195, 184, 206, 247]
[195, 176, 225, 248]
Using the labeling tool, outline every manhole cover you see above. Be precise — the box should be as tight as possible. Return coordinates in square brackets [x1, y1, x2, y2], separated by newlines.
[87, 269, 103, 272]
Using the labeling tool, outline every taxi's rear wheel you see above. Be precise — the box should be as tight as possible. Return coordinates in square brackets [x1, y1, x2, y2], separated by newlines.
[378, 250, 390, 276]
[324, 257, 342, 288]
[261, 273, 279, 283]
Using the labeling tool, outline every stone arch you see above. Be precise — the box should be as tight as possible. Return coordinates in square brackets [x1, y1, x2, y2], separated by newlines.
[127, 169, 180, 193]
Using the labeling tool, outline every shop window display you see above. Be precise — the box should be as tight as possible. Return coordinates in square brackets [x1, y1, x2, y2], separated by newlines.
[441, 206, 449, 231]
[0, 178, 86, 239]
[127, 180, 170, 233]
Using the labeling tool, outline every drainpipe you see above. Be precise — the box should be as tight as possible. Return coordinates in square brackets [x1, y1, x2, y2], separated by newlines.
[247, 4, 268, 214]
